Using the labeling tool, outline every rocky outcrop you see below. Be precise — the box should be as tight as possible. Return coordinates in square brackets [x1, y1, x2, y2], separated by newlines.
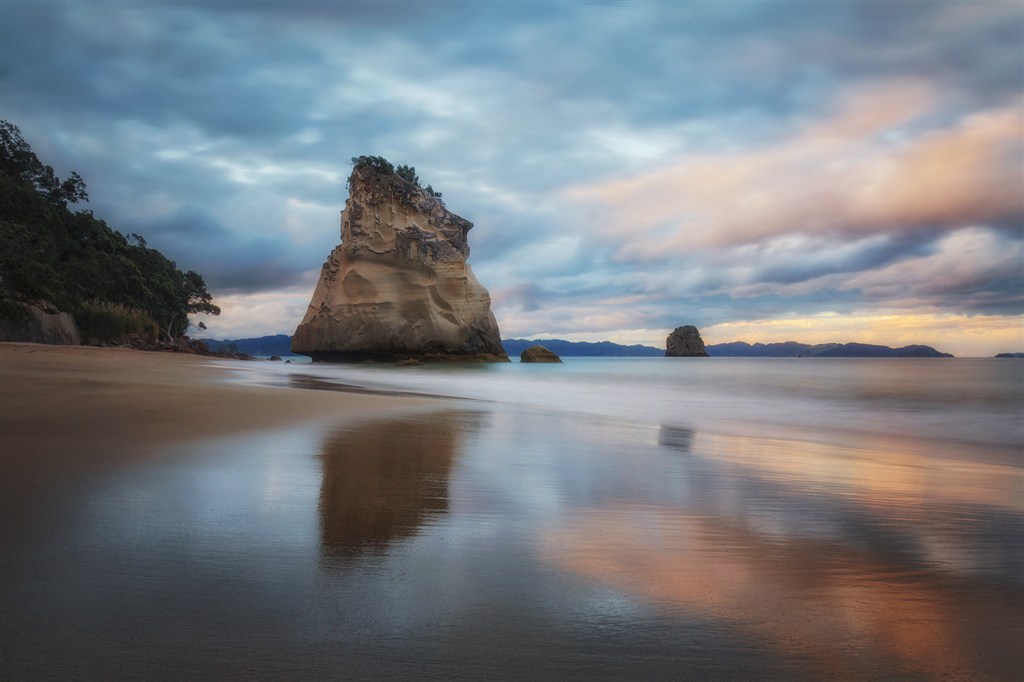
[292, 161, 508, 362]
[665, 325, 708, 357]
[0, 301, 81, 345]
[520, 345, 562, 363]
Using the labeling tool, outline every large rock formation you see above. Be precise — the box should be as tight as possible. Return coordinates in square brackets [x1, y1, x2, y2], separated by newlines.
[665, 325, 708, 357]
[292, 160, 508, 362]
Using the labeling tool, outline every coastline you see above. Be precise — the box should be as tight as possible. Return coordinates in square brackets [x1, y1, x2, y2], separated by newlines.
[0, 342, 439, 536]
[2, 343, 1020, 680]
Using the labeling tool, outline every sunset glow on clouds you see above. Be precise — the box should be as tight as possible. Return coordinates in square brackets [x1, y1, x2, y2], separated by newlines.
[567, 87, 1021, 253]
[3, 1, 1021, 355]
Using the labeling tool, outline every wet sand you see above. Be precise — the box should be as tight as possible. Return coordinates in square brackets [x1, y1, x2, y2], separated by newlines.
[0, 343, 433, 537]
[2, 346, 1021, 679]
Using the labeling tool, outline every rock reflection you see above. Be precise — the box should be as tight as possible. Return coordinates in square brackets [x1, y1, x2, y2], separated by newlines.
[318, 411, 476, 566]
[657, 424, 694, 453]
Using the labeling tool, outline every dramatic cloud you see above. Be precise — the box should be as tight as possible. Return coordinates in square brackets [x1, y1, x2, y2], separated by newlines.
[2, 0, 1021, 354]
[566, 85, 1022, 254]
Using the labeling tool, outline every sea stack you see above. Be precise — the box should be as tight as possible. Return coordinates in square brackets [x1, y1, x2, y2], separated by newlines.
[520, 345, 562, 363]
[292, 157, 508, 362]
[665, 325, 709, 357]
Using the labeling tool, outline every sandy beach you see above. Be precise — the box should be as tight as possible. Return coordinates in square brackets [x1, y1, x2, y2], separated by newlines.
[0, 343, 431, 537]
[2, 345, 1021, 680]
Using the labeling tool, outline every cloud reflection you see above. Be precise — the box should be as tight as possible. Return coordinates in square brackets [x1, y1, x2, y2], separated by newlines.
[535, 421, 1023, 678]
[544, 506, 1022, 680]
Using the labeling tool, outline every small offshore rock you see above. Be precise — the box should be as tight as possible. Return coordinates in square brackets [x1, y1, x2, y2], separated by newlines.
[665, 325, 709, 357]
[520, 345, 562, 363]
[269, 355, 282, 361]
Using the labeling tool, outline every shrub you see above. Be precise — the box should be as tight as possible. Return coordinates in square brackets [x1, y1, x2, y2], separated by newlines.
[74, 300, 159, 344]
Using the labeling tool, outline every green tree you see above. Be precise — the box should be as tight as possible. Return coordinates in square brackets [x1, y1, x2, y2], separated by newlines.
[395, 163, 419, 185]
[0, 121, 87, 208]
[0, 120, 219, 342]
[350, 155, 394, 175]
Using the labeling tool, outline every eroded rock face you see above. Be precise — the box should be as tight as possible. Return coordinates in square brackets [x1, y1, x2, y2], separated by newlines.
[292, 165, 508, 362]
[520, 345, 562, 363]
[0, 302, 81, 345]
[665, 325, 709, 357]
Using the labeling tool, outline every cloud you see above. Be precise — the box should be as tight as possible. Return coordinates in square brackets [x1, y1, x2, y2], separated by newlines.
[2, 1, 1021, 356]
[194, 278, 320, 339]
[565, 83, 1023, 257]
[703, 311, 1024, 358]
[840, 227, 1024, 314]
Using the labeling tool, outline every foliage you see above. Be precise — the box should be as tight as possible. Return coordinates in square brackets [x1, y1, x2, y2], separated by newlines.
[350, 155, 394, 176]
[0, 120, 88, 208]
[395, 163, 419, 185]
[74, 300, 159, 343]
[349, 155, 442, 204]
[0, 120, 220, 342]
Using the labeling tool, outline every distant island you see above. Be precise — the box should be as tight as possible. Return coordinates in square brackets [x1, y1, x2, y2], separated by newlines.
[707, 341, 954, 358]
[203, 335, 955, 359]
[502, 338, 663, 357]
[204, 334, 296, 358]
[507, 338, 953, 357]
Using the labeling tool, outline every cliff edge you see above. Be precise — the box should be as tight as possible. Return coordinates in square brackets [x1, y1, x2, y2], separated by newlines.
[292, 158, 507, 362]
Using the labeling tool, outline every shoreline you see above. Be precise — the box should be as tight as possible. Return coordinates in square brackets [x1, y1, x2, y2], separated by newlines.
[3, 343, 1021, 680]
[0, 342, 443, 538]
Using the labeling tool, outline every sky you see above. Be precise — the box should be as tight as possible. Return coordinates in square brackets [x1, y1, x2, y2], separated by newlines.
[1, 0, 1022, 356]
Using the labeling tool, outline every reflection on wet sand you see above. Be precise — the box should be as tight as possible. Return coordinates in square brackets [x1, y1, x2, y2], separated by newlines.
[540, 424, 1023, 680]
[677, 424, 1022, 511]
[657, 424, 694, 452]
[546, 507, 1022, 680]
[319, 412, 477, 565]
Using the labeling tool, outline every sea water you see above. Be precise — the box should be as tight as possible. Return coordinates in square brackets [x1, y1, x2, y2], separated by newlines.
[275, 356, 1024, 449]
[3, 358, 1022, 679]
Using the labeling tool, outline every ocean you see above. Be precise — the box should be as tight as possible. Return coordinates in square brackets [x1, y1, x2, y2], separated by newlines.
[5, 357, 1023, 679]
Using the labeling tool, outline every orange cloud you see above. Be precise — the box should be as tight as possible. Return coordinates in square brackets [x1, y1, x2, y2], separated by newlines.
[566, 81, 1023, 257]
[703, 311, 1024, 357]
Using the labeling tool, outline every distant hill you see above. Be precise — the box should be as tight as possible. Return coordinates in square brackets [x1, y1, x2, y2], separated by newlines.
[201, 334, 296, 357]
[202, 335, 954, 359]
[706, 341, 953, 358]
[501, 338, 663, 357]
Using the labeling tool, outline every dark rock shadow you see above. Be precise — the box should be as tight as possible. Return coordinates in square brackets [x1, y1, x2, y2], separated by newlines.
[658, 424, 695, 453]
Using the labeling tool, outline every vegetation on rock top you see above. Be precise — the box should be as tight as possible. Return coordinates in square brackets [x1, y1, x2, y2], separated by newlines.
[349, 155, 444, 204]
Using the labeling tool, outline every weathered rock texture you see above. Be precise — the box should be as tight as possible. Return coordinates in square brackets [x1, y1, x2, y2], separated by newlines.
[292, 165, 507, 362]
[665, 325, 709, 357]
[0, 302, 81, 345]
[520, 345, 562, 363]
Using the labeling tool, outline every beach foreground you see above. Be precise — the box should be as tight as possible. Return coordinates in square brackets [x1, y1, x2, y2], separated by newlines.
[0, 344, 432, 532]
[2, 345, 1022, 680]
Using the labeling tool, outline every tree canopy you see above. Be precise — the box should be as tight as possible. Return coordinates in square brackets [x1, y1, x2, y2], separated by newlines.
[349, 155, 443, 203]
[0, 120, 219, 340]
